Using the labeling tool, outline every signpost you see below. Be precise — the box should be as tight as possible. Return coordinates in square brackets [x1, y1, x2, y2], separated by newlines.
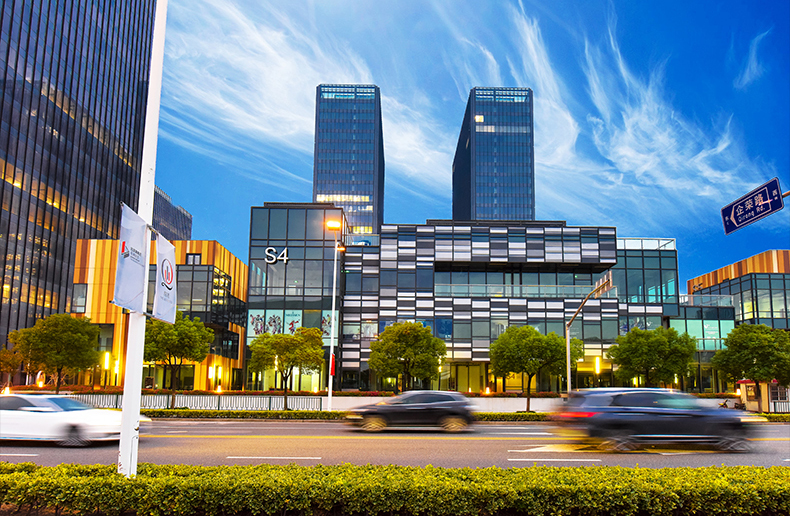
[721, 177, 786, 235]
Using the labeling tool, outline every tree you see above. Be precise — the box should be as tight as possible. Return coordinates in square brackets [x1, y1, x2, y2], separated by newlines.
[606, 327, 696, 387]
[712, 324, 790, 413]
[0, 346, 23, 388]
[145, 311, 213, 408]
[489, 325, 583, 412]
[7, 313, 100, 393]
[368, 322, 446, 392]
[248, 327, 324, 410]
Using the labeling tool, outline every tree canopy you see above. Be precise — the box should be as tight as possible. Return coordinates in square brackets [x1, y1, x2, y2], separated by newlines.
[8, 313, 100, 393]
[490, 325, 583, 411]
[368, 321, 446, 391]
[712, 324, 790, 412]
[606, 327, 696, 387]
[145, 311, 213, 407]
[248, 327, 324, 409]
[0, 346, 23, 388]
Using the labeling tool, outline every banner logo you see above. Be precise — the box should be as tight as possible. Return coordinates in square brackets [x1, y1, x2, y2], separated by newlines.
[160, 258, 174, 290]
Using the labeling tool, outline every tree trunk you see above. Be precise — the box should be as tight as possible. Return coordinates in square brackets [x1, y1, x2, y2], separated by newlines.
[525, 374, 534, 412]
[283, 368, 290, 410]
[169, 364, 179, 409]
[754, 380, 762, 413]
[55, 367, 63, 394]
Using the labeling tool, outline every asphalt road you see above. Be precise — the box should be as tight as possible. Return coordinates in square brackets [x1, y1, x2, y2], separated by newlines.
[1, 420, 788, 469]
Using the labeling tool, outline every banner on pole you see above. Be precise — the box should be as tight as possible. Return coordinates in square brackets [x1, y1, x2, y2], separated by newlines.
[152, 233, 176, 323]
[112, 204, 148, 313]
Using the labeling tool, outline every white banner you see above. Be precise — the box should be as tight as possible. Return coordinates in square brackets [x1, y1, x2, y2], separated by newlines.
[112, 204, 149, 312]
[152, 233, 176, 323]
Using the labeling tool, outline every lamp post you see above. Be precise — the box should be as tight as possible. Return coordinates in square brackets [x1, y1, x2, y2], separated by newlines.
[326, 219, 343, 411]
[565, 279, 610, 397]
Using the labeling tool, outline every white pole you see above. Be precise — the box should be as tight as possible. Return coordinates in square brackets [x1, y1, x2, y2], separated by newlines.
[566, 323, 571, 397]
[327, 231, 339, 412]
[118, 0, 168, 478]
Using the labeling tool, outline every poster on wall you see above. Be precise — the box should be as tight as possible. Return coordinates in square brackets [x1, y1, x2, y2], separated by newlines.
[266, 310, 284, 334]
[321, 310, 333, 337]
[284, 310, 302, 334]
[248, 309, 267, 338]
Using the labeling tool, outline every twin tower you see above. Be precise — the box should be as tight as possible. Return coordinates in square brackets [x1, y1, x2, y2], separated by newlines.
[312, 85, 535, 235]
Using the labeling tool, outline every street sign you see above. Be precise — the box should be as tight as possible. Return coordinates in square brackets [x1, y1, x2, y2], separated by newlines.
[721, 177, 784, 235]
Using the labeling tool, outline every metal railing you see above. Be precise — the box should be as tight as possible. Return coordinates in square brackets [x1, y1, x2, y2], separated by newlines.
[771, 401, 790, 414]
[433, 284, 619, 299]
[70, 394, 323, 411]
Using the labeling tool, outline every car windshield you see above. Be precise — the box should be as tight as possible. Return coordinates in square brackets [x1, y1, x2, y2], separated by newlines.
[47, 397, 92, 411]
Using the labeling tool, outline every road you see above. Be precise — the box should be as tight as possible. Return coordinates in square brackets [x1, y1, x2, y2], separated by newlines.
[1, 420, 788, 469]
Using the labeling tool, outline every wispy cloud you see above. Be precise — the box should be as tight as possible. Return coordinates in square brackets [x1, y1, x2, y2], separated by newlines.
[580, 19, 776, 234]
[733, 29, 771, 90]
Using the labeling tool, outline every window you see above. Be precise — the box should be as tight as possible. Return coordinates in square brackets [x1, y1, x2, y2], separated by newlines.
[186, 254, 201, 265]
[72, 283, 87, 313]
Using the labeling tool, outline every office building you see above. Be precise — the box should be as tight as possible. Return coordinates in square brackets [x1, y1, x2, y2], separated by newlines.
[248, 206, 733, 393]
[687, 250, 790, 329]
[452, 87, 535, 221]
[0, 1, 156, 344]
[312, 84, 385, 236]
[71, 239, 247, 390]
[153, 186, 193, 241]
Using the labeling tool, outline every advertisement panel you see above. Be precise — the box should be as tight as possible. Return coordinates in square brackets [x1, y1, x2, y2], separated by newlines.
[112, 204, 148, 313]
[152, 233, 176, 323]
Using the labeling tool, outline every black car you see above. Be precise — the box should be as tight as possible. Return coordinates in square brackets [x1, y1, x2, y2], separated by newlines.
[553, 388, 765, 452]
[346, 390, 476, 432]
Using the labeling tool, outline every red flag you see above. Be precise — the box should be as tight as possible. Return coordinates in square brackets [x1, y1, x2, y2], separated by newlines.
[330, 353, 335, 376]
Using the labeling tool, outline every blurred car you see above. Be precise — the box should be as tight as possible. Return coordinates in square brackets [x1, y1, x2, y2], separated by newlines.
[553, 388, 764, 452]
[346, 390, 476, 432]
[0, 393, 142, 447]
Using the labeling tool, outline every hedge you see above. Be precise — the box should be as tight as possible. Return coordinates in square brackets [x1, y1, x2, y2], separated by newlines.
[140, 409, 552, 421]
[0, 463, 787, 516]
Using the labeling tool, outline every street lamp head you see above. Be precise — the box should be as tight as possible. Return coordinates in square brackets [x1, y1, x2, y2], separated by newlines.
[326, 220, 341, 231]
[336, 244, 345, 252]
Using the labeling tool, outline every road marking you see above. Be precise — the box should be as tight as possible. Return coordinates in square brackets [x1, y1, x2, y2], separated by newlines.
[166, 431, 189, 433]
[0, 453, 39, 457]
[492, 432, 553, 435]
[228, 456, 321, 460]
[509, 444, 589, 453]
[508, 458, 601, 462]
[145, 434, 572, 441]
[784, 459, 790, 462]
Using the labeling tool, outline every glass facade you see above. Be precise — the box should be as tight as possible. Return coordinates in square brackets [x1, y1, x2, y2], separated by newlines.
[696, 273, 790, 329]
[153, 185, 192, 241]
[452, 87, 534, 221]
[0, 1, 156, 344]
[247, 203, 345, 390]
[312, 84, 384, 236]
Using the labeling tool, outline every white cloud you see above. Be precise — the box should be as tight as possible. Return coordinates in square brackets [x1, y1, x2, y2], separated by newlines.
[734, 29, 771, 90]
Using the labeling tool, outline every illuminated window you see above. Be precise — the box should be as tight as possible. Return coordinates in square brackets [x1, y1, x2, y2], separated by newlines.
[474, 115, 484, 123]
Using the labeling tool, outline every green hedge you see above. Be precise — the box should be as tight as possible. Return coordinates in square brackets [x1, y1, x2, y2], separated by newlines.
[0, 463, 788, 516]
[140, 409, 552, 421]
[759, 413, 790, 422]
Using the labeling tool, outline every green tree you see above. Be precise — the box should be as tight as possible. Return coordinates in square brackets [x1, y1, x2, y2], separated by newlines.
[248, 327, 324, 410]
[0, 346, 23, 388]
[145, 311, 213, 408]
[489, 325, 583, 412]
[368, 321, 446, 391]
[712, 324, 790, 413]
[607, 327, 696, 387]
[7, 313, 100, 393]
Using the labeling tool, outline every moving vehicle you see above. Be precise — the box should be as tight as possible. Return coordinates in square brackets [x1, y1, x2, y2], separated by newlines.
[0, 393, 133, 446]
[553, 388, 764, 452]
[346, 390, 476, 432]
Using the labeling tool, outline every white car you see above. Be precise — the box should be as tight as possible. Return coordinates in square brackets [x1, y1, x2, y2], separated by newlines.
[0, 393, 141, 447]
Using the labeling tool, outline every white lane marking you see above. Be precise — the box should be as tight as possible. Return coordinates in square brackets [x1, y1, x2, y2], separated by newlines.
[491, 432, 553, 435]
[509, 458, 601, 462]
[227, 456, 321, 460]
[784, 459, 790, 462]
[0, 453, 39, 457]
[510, 444, 588, 453]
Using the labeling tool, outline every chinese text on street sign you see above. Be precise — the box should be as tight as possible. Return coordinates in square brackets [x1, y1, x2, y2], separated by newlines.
[721, 177, 784, 235]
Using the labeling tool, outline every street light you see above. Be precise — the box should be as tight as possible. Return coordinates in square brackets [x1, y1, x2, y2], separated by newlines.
[326, 218, 344, 411]
[565, 278, 611, 397]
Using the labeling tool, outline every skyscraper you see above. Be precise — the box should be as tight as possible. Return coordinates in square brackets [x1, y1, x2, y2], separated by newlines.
[313, 84, 384, 236]
[153, 186, 193, 241]
[452, 87, 535, 221]
[0, 2, 156, 343]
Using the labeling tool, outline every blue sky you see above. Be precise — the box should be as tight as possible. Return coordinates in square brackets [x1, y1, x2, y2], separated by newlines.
[153, 0, 789, 292]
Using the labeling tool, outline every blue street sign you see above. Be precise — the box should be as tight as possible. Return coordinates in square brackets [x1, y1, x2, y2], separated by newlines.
[721, 177, 785, 235]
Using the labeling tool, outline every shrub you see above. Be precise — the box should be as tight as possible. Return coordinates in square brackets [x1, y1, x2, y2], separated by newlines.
[0, 463, 787, 516]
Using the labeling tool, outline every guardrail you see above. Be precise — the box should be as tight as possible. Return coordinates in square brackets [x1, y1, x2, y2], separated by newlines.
[70, 394, 323, 411]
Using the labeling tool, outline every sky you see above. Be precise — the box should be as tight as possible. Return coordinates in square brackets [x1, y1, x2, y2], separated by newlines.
[153, 0, 790, 293]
